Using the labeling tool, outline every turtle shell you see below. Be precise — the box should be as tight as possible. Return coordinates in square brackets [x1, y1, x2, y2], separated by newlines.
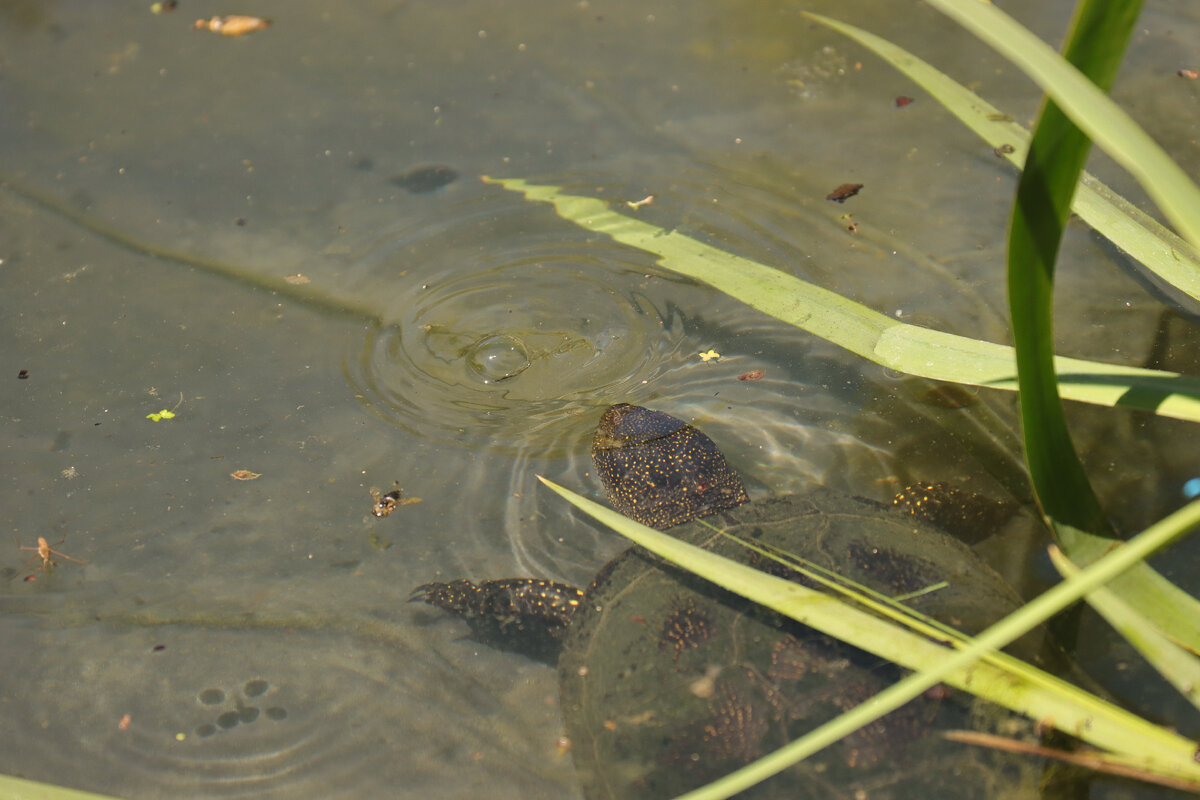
[558, 488, 1043, 799]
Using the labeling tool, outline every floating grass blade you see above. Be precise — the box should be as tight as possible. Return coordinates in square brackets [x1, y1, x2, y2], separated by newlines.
[1051, 546, 1200, 712]
[539, 476, 1200, 797]
[919, 0, 1200, 250]
[800, 2, 1200, 669]
[0, 773, 122, 800]
[486, 177, 1200, 422]
[801, 11, 1200, 304]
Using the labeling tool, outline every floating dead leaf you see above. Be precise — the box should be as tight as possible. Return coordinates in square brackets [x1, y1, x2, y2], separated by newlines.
[285, 273, 310, 285]
[230, 470, 262, 481]
[894, 96, 914, 108]
[1178, 69, 1198, 79]
[737, 369, 765, 382]
[625, 195, 654, 210]
[194, 16, 271, 36]
[825, 183, 863, 203]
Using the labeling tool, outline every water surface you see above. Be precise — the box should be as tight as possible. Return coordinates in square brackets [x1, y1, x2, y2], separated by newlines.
[2, 1, 1199, 797]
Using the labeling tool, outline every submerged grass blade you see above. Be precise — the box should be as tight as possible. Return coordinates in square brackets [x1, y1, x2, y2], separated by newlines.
[486, 176, 1200, 422]
[538, 475, 1200, 794]
[802, 11, 1200, 303]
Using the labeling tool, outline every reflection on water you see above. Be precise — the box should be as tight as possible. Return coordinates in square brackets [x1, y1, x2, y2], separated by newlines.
[2, 0, 1200, 798]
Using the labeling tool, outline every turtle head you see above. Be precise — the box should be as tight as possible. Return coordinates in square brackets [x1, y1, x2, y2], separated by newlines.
[591, 404, 749, 530]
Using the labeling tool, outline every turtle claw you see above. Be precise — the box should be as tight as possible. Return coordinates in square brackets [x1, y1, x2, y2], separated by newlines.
[410, 579, 480, 613]
[411, 578, 586, 663]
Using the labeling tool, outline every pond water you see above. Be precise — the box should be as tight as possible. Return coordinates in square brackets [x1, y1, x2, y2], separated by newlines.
[2, 1, 1199, 798]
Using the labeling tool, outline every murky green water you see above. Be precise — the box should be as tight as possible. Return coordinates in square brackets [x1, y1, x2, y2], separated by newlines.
[2, 1, 1199, 797]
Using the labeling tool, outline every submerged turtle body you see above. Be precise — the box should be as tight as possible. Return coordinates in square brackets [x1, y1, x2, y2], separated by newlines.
[559, 487, 1036, 799]
[414, 404, 1041, 798]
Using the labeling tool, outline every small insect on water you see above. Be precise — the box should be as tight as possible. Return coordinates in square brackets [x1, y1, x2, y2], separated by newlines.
[14, 536, 88, 578]
[369, 482, 422, 518]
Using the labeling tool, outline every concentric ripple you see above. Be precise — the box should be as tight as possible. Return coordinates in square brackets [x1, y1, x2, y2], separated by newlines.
[1, 619, 574, 798]
[346, 242, 702, 452]
[343, 159, 989, 459]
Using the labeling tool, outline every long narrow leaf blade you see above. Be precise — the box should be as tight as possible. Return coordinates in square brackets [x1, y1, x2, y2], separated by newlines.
[538, 476, 1200, 782]
[1051, 547, 1200, 712]
[486, 176, 1200, 422]
[801, 10, 1200, 305]
[920, 0, 1200, 249]
[1005, 0, 1138, 538]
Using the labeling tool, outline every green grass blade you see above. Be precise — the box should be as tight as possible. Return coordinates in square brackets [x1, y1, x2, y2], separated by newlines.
[1051, 547, 1200, 713]
[538, 476, 1200, 789]
[486, 177, 1200, 422]
[802, 2, 1200, 672]
[1006, 0, 1138, 539]
[801, 11, 1200, 304]
[919, 0, 1200, 249]
[0, 773, 122, 800]
[995, 0, 1200, 655]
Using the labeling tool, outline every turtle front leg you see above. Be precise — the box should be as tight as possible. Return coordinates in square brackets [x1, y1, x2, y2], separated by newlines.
[411, 578, 585, 657]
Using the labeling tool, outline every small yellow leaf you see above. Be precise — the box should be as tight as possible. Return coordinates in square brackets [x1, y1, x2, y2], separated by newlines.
[698, 349, 721, 362]
[146, 409, 176, 421]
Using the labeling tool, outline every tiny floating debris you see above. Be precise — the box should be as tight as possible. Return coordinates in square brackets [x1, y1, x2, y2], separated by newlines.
[825, 183, 863, 203]
[230, 470, 262, 481]
[370, 483, 422, 518]
[146, 392, 184, 422]
[284, 273, 310, 285]
[994, 144, 1015, 157]
[737, 369, 765, 382]
[1178, 69, 1198, 80]
[194, 16, 271, 36]
[625, 195, 654, 210]
[894, 96, 914, 108]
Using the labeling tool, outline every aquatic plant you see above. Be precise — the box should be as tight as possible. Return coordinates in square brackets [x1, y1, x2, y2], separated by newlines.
[525, 0, 1200, 796]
